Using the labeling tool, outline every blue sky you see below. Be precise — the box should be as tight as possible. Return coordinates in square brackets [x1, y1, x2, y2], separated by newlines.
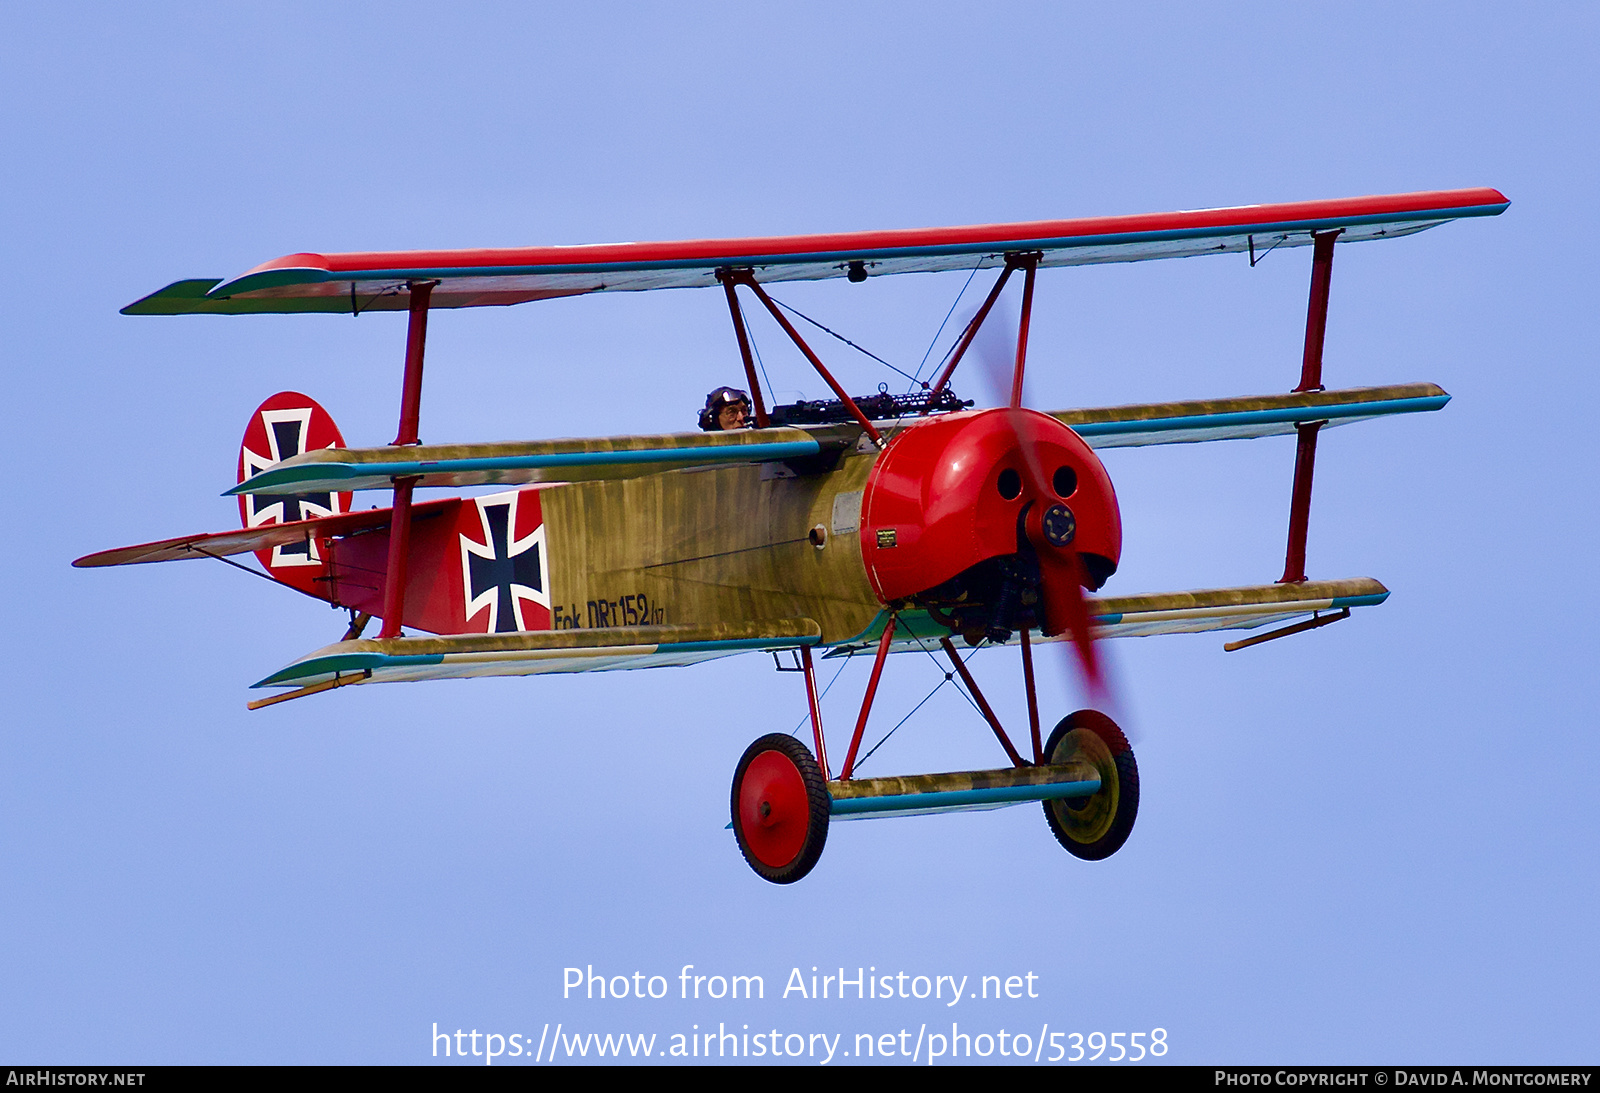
[2, 3, 1595, 1065]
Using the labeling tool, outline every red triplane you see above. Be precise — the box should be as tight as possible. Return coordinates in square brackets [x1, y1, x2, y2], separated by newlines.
[78, 188, 1507, 882]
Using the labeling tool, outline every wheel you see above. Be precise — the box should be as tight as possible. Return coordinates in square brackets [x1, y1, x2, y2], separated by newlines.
[1042, 709, 1138, 860]
[730, 733, 830, 884]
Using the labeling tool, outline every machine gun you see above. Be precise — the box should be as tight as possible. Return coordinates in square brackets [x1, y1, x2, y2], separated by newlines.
[767, 385, 972, 426]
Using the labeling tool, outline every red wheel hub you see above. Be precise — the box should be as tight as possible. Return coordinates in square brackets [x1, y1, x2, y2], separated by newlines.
[737, 750, 809, 868]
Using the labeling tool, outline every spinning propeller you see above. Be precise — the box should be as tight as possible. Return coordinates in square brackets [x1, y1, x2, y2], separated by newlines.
[861, 264, 1124, 714]
[968, 292, 1111, 702]
[1013, 413, 1104, 693]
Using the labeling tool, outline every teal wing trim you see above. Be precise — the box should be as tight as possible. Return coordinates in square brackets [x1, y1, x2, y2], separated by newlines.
[1075, 394, 1449, 447]
[1046, 385, 1453, 450]
[822, 579, 1391, 655]
[256, 652, 443, 685]
[229, 439, 825, 496]
[830, 780, 1101, 818]
[255, 622, 822, 688]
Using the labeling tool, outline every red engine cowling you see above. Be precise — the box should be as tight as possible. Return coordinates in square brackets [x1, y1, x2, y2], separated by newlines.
[859, 409, 1121, 611]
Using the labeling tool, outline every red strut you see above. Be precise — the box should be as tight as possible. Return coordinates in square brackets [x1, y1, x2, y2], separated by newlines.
[378, 476, 418, 638]
[925, 260, 1017, 407]
[1295, 231, 1339, 394]
[1280, 231, 1338, 583]
[838, 616, 898, 780]
[393, 281, 434, 446]
[940, 638, 1028, 768]
[800, 645, 830, 780]
[1278, 421, 1323, 584]
[379, 281, 434, 639]
[716, 272, 770, 428]
[733, 272, 884, 447]
[1020, 626, 1043, 764]
[1010, 253, 1040, 409]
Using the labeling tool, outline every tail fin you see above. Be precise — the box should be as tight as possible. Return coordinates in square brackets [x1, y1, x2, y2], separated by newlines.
[237, 392, 352, 597]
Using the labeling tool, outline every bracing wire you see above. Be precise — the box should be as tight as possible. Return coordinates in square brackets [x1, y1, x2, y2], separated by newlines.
[911, 260, 984, 388]
[763, 294, 921, 386]
[188, 544, 282, 585]
[851, 675, 949, 773]
[849, 617, 992, 772]
[744, 317, 777, 404]
[787, 650, 855, 737]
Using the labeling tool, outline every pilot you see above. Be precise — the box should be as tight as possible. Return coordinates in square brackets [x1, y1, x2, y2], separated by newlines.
[698, 386, 752, 431]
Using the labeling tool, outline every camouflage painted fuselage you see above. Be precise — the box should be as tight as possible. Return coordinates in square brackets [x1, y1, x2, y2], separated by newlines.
[314, 447, 883, 647]
[538, 451, 881, 646]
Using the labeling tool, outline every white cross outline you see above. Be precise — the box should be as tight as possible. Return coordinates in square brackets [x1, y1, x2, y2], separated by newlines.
[239, 406, 344, 568]
[459, 490, 550, 633]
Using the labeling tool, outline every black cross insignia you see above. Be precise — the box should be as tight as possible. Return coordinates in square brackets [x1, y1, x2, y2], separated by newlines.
[246, 417, 333, 561]
[466, 502, 543, 633]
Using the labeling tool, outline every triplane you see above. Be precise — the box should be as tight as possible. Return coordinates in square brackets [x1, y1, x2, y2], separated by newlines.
[78, 188, 1507, 882]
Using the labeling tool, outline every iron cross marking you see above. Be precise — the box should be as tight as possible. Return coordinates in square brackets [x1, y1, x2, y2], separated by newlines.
[467, 502, 543, 633]
[253, 418, 333, 560]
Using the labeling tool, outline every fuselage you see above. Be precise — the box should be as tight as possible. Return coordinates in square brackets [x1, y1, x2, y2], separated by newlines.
[282, 410, 1121, 647]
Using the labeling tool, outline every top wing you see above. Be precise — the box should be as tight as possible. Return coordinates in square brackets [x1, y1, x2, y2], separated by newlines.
[124, 188, 1508, 315]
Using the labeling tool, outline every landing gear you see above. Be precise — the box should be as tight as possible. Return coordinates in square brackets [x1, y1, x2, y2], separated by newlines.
[731, 733, 831, 884]
[1042, 710, 1139, 860]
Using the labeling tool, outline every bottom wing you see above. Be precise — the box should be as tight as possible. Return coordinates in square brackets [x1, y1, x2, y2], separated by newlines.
[822, 577, 1389, 654]
[1086, 577, 1387, 639]
[255, 617, 822, 691]
[250, 580, 1382, 705]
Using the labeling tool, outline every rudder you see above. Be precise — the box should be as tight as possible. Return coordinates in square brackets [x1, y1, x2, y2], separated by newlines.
[236, 392, 352, 598]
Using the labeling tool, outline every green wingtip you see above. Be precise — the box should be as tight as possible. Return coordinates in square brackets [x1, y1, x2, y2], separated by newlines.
[122, 277, 382, 316]
[121, 279, 225, 315]
[225, 463, 344, 496]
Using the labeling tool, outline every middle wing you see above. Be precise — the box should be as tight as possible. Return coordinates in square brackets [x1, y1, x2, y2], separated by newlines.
[227, 384, 1445, 499]
[1052, 383, 1448, 448]
[229, 422, 861, 497]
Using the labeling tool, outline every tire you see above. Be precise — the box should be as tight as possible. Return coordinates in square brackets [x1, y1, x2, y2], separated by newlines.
[730, 734, 831, 884]
[1042, 710, 1138, 860]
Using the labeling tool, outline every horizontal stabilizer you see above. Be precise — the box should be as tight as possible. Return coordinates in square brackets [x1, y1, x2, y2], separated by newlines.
[72, 500, 454, 567]
[1054, 383, 1448, 448]
[255, 617, 823, 689]
[126, 188, 1508, 315]
[229, 425, 858, 497]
